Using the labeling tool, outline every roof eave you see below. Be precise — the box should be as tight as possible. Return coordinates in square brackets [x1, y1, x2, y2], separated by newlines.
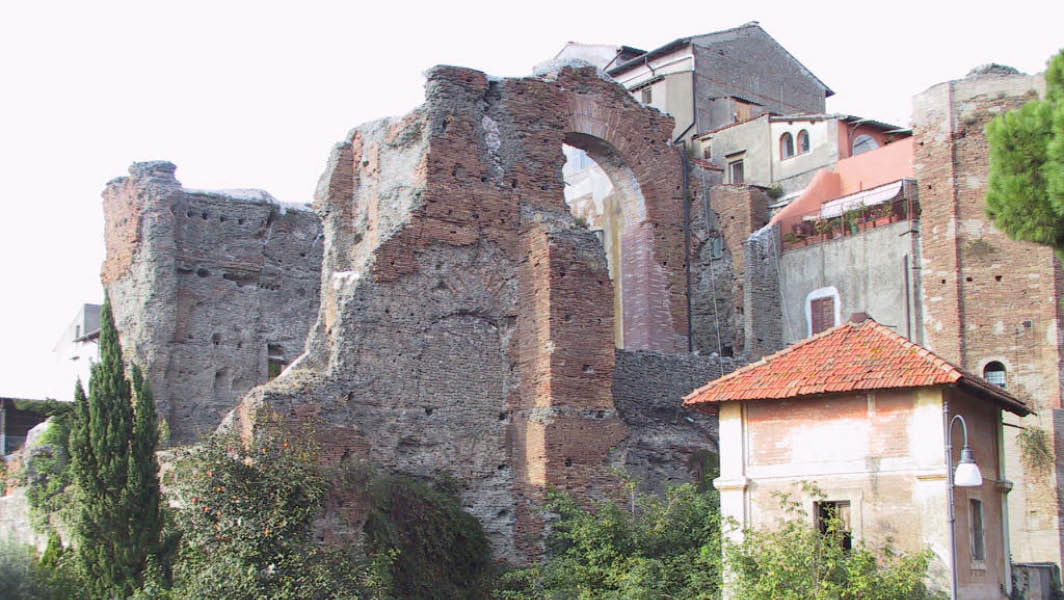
[606, 38, 692, 76]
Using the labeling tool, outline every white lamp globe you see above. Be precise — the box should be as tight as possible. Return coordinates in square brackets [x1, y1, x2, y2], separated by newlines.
[954, 448, 983, 487]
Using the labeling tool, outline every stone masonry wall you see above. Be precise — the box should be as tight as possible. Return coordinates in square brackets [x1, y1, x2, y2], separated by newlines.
[690, 184, 771, 356]
[102, 162, 323, 444]
[913, 72, 1064, 565]
[612, 349, 737, 493]
[220, 65, 695, 562]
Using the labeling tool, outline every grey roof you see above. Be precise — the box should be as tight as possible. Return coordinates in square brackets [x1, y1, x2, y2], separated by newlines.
[606, 22, 834, 97]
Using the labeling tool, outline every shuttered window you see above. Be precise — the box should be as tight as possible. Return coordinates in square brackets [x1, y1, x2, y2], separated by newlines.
[811, 296, 835, 334]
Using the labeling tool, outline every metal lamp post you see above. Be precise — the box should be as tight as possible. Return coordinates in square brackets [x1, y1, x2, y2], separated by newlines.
[947, 413, 982, 600]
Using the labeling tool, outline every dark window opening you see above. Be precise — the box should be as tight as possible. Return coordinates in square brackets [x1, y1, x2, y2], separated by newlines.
[816, 500, 852, 551]
[729, 160, 744, 184]
[970, 498, 985, 561]
[797, 129, 810, 154]
[852, 134, 879, 156]
[780, 132, 795, 159]
[810, 296, 836, 335]
[983, 361, 1006, 389]
[641, 86, 652, 105]
[267, 343, 286, 380]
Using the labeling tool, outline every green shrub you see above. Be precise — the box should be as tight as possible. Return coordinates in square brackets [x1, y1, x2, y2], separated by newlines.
[363, 473, 494, 600]
[497, 478, 723, 599]
[168, 434, 367, 599]
[0, 536, 83, 600]
[725, 486, 944, 600]
[21, 416, 75, 533]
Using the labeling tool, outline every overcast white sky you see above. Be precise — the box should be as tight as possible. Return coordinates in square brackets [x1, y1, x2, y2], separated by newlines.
[1, 0, 1061, 399]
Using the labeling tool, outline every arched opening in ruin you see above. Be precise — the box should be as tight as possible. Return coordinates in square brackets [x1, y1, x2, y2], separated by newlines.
[561, 132, 649, 349]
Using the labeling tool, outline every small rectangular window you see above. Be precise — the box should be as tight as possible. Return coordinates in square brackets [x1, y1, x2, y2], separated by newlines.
[729, 160, 744, 184]
[815, 501, 852, 551]
[641, 86, 652, 105]
[970, 499, 985, 561]
[810, 296, 836, 335]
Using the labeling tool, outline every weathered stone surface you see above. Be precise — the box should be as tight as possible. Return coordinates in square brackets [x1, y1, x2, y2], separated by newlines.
[103, 162, 323, 445]
[912, 71, 1064, 566]
[218, 65, 700, 561]
[611, 349, 735, 492]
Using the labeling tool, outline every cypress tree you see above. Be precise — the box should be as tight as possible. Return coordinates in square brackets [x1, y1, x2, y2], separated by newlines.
[69, 297, 163, 598]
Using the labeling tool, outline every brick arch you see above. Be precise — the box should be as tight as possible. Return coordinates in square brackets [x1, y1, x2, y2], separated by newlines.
[562, 94, 687, 353]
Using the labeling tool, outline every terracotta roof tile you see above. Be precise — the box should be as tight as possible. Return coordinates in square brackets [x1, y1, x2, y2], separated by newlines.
[683, 318, 1030, 416]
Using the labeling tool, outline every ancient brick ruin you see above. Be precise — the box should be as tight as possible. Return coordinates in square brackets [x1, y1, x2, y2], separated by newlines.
[102, 162, 323, 445]
[100, 65, 730, 559]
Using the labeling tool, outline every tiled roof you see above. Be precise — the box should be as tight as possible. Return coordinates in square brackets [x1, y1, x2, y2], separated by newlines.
[683, 317, 1030, 416]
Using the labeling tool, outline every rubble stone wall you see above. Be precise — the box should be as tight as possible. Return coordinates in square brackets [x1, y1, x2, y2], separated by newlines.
[102, 162, 323, 444]
[612, 349, 736, 492]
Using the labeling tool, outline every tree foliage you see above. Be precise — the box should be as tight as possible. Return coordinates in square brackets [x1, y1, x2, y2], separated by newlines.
[497, 477, 723, 599]
[986, 49, 1064, 257]
[68, 297, 164, 598]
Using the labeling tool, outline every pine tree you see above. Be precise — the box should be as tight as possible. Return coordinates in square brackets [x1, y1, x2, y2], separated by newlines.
[69, 297, 163, 598]
[986, 49, 1064, 257]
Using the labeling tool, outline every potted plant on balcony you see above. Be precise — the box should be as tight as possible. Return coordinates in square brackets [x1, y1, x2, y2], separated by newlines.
[871, 203, 892, 227]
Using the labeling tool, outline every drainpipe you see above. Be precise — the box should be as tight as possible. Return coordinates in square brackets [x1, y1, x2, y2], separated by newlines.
[904, 254, 912, 341]
[681, 143, 694, 352]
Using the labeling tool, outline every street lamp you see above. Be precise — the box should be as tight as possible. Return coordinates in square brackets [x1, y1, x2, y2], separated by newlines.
[947, 413, 982, 600]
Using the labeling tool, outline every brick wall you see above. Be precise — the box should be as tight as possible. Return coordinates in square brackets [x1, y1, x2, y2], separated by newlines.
[913, 72, 1064, 565]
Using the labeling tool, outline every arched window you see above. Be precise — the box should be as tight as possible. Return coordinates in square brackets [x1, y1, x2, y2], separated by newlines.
[983, 361, 1007, 389]
[797, 129, 810, 154]
[780, 132, 795, 159]
[852, 134, 879, 156]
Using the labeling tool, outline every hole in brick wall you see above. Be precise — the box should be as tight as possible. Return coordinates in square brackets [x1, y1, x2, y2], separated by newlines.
[296, 287, 305, 296]
[595, 410, 605, 419]
[564, 457, 573, 467]
[201, 211, 209, 220]
[497, 509, 508, 517]
[582, 364, 594, 374]
[966, 276, 973, 282]
[238, 218, 245, 225]
[196, 268, 210, 277]
[563, 314, 572, 322]
[497, 464, 506, 471]
[212, 333, 221, 345]
[424, 407, 434, 416]
[187, 334, 193, 340]
[219, 215, 227, 223]
[299, 252, 306, 257]
[498, 411, 507, 421]
[941, 279, 946, 284]
[186, 210, 193, 218]
[995, 275, 1002, 282]
[511, 180, 517, 188]
[480, 176, 487, 183]
[237, 341, 243, 349]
